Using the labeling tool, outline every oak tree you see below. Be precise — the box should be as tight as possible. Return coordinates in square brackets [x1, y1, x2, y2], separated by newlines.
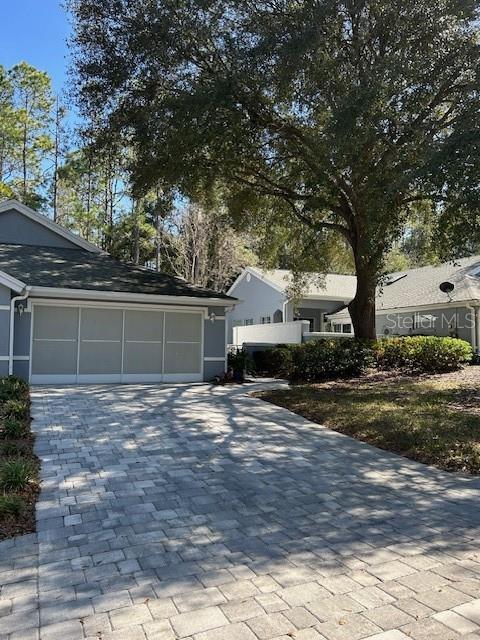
[69, 0, 480, 337]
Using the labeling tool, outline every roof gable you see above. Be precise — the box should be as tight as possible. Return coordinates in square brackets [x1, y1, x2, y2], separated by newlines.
[0, 200, 101, 253]
[228, 266, 357, 301]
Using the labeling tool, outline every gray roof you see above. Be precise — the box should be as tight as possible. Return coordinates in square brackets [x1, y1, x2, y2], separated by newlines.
[329, 255, 480, 321]
[247, 267, 357, 300]
[0, 243, 235, 301]
[377, 255, 480, 311]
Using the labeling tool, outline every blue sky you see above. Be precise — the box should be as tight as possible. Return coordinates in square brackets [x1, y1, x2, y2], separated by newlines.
[0, 0, 71, 96]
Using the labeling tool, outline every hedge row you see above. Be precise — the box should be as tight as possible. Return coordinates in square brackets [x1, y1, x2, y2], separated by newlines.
[252, 336, 473, 382]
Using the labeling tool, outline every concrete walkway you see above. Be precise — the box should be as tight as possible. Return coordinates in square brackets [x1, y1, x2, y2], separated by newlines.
[2, 382, 480, 640]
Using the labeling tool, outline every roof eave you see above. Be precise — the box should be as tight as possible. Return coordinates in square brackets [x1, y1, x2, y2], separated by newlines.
[28, 286, 239, 306]
[376, 298, 480, 314]
[0, 269, 27, 294]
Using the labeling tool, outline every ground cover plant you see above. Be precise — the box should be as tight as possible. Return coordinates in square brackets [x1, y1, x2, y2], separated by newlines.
[0, 377, 39, 540]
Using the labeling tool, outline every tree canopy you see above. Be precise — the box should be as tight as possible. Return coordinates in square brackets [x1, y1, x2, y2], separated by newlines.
[69, 0, 480, 337]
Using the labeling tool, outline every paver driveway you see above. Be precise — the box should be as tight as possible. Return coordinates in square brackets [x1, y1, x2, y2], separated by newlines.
[2, 382, 480, 640]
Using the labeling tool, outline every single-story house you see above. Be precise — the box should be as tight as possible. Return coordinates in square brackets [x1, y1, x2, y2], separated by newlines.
[228, 262, 480, 353]
[0, 199, 237, 384]
[227, 267, 357, 344]
[330, 257, 480, 350]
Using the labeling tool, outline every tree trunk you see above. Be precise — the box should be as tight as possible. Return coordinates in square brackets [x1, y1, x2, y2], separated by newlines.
[348, 268, 377, 339]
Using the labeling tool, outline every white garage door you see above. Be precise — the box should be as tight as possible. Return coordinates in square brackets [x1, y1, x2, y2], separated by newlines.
[31, 305, 203, 384]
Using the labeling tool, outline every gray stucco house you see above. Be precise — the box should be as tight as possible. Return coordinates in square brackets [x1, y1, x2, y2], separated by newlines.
[331, 257, 480, 351]
[228, 262, 480, 353]
[227, 267, 356, 343]
[0, 199, 237, 384]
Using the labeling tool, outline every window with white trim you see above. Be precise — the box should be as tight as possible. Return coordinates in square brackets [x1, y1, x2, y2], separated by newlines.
[342, 324, 352, 333]
[245, 318, 254, 326]
[260, 316, 271, 324]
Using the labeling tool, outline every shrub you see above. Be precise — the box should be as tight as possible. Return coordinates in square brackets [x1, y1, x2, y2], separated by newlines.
[2, 399, 29, 421]
[252, 345, 295, 378]
[288, 338, 375, 382]
[0, 376, 28, 403]
[0, 459, 36, 491]
[376, 336, 473, 373]
[228, 348, 255, 378]
[1, 418, 28, 440]
[0, 495, 24, 517]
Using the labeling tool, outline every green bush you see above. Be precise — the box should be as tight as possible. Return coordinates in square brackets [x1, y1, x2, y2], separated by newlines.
[0, 495, 24, 517]
[376, 336, 473, 373]
[0, 459, 36, 491]
[1, 418, 28, 440]
[252, 345, 295, 378]
[288, 338, 375, 382]
[227, 348, 255, 381]
[0, 376, 28, 403]
[2, 399, 29, 421]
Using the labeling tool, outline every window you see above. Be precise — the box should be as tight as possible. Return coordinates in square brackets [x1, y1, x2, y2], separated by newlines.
[342, 324, 352, 334]
[333, 324, 342, 333]
[260, 316, 271, 324]
[245, 318, 254, 326]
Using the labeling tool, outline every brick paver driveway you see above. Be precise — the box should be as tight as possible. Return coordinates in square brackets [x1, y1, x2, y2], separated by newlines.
[2, 382, 480, 640]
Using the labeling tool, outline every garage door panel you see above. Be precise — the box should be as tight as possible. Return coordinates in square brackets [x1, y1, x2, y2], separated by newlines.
[124, 310, 163, 341]
[164, 342, 201, 374]
[124, 342, 163, 374]
[33, 306, 78, 340]
[81, 309, 123, 340]
[32, 306, 204, 383]
[79, 341, 122, 375]
[32, 340, 78, 375]
[165, 313, 201, 342]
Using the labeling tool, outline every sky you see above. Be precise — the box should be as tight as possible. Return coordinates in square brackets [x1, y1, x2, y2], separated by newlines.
[0, 0, 71, 97]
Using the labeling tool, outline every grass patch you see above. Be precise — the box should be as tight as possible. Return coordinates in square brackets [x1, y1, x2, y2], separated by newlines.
[259, 369, 480, 474]
[0, 377, 39, 540]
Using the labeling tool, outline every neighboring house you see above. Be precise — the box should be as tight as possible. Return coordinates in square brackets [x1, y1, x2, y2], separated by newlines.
[0, 200, 237, 384]
[227, 267, 357, 343]
[329, 257, 480, 351]
[228, 261, 480, 353]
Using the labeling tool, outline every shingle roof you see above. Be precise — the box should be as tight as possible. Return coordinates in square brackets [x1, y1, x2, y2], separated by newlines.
[0, 243, 235, 301]
[328, 255, 480, 322]
[377, 255, 480, 311]
[249, 267, 357, 300]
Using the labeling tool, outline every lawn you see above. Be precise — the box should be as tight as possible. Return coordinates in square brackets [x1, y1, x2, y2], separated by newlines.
[0, 377, 39, 540]
[259, 367, 480, 474]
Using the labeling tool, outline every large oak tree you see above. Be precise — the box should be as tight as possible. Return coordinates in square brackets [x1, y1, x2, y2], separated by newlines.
[69, 0, 480, 337]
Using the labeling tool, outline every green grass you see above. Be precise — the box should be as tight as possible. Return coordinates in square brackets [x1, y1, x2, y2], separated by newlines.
[259, 373, 480, 473]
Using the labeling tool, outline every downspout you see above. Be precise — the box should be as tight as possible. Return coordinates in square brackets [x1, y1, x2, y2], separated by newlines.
[9, 287, 30, 376]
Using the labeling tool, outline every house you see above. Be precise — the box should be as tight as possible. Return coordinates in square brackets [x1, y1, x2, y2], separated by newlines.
[329, 257, 480, 351]
[228, 261, 480, 353]
[0, 199, 237, 384]
[227, 267, 356, 344]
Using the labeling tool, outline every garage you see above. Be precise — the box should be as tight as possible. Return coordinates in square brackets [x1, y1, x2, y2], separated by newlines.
[30, 304, 204, 384]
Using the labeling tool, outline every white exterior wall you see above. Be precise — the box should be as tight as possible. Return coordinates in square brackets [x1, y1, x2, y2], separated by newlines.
[233, 321, 309, 346]
[227, 272, 285, 342]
